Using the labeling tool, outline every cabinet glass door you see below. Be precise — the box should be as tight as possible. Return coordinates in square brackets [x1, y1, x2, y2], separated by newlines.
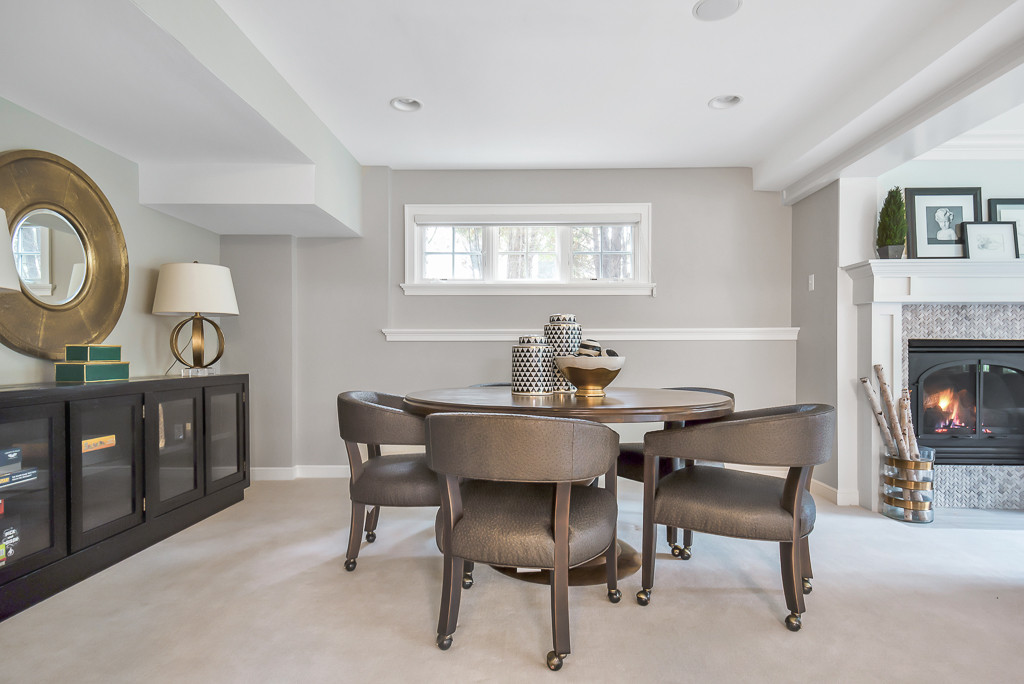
[205, 385, 246, 493]
[70, 395, 143, 551]
[145, 389, 204, 516]
[0, 403, 66, 584]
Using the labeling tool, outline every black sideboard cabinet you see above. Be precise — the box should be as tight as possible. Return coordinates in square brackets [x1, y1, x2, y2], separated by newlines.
[0, 374, 249, 620]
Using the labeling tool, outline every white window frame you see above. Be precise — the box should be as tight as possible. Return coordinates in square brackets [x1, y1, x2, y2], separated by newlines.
[402, 203, 654, 296]
[12, 224, 53, 297]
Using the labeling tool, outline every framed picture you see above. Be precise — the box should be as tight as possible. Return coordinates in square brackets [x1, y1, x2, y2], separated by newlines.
[905, 187, 982, 258]
[962, 222, 1019, 261]
[988, 198, 1024, 252]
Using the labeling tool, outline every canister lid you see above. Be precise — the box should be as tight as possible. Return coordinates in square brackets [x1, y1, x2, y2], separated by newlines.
[517, 335, 549, 345]
[548, 313, 576, 323]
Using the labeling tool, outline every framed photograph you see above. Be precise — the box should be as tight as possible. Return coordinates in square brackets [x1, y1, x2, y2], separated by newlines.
[962, 222, 1019, 261]
[988, 198, 1024, 253]
[905, 187, 982, 258]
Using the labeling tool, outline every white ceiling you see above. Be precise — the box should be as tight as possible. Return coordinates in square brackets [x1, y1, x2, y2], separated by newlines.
[1, 0, 1023, 236]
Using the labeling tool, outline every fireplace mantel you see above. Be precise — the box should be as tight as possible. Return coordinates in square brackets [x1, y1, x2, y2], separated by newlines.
[843, 259, 1024, 305]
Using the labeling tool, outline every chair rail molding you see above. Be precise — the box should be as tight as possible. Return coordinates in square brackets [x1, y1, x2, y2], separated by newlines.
[381, 327, 799, 342]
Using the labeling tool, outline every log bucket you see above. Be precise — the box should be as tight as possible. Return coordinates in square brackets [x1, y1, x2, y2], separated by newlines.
[880, 446, 935, 523]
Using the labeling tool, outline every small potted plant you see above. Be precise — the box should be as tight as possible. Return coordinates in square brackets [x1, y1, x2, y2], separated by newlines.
[876, 186, 907, 259]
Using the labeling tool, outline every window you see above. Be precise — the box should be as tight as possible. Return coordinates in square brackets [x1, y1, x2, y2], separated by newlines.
[403, 203, 653, 295]
[11, 223, 52, 296]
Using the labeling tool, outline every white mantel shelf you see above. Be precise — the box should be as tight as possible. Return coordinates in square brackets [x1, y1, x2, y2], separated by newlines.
[843, 259, 1024, 305]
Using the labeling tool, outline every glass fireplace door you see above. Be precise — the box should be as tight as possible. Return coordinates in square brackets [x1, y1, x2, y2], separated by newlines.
[919, 361, 977, 437]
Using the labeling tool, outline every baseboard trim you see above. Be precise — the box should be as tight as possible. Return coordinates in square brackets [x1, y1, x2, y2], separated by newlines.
[251, 466, 351, 481]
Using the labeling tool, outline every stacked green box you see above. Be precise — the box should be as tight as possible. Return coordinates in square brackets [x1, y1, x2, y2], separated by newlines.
[56, 345, 129, 383]
[64, 345, 122, 362]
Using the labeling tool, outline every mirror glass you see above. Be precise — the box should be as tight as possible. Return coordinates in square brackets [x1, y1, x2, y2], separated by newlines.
[13, 208, 87, 306]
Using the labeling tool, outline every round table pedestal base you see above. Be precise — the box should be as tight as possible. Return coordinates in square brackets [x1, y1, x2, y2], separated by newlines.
[492, 540, 640, 586]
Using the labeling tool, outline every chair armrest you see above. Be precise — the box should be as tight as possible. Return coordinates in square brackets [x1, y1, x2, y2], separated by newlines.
[643, 404, 835, 468]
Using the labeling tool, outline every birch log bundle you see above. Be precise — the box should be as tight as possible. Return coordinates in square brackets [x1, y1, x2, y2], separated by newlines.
[860, 365, 931, 521]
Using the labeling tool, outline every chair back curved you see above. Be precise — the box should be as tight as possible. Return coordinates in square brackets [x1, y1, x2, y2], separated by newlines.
[426, 412, 617, 482]
[644, 403, 835, 468]
[337, 390, 426, 446]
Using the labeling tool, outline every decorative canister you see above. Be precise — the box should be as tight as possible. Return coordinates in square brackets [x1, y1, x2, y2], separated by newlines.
[511, 335, 555, 395]
[544, 314, 582, 393]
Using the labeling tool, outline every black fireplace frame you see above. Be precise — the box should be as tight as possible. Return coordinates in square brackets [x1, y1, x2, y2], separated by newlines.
[908, 339, 1024, 466]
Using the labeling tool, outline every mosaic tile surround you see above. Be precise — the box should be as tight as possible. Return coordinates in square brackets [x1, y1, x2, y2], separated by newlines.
[902, 304, 1024, 509]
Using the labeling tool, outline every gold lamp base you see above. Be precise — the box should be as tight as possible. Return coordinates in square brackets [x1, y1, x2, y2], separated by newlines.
[170, 313, 225, 369]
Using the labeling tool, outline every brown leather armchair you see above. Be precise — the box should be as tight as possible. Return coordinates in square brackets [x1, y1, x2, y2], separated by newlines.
[635, 403, 835, 631]
[336, 391, 442, 572]
[426, 412, 620, 671]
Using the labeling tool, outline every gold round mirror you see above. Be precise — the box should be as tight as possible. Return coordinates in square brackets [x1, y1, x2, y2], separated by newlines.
[0, 150, 128, 360]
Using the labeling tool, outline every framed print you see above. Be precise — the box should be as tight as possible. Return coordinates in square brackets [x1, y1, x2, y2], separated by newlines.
[905, 187, 982, 258]
[962, 222, 1019, 261]
[988, 198, 1024, 251]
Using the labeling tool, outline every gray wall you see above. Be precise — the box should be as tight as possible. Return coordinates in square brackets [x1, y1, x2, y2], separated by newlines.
[0, 98, 220, 382]
[220, 236, 297, 470]
[791, 182, 840, 488]
[233, 166, 797, 471]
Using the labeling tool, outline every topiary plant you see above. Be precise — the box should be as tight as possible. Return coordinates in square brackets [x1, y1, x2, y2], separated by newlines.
[876, 186, 907, 250]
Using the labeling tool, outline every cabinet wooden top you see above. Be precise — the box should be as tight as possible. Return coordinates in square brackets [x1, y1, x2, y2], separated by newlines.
[0, 374, 249, 405]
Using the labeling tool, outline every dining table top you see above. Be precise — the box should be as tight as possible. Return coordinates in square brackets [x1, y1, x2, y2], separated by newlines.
[403, 386, 734, 424]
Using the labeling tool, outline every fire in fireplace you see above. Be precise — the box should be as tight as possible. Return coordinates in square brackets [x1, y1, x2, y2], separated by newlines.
[909, 340, 1024, 465]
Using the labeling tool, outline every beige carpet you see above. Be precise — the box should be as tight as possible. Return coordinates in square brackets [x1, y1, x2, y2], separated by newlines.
[1, 478, 1022, 682]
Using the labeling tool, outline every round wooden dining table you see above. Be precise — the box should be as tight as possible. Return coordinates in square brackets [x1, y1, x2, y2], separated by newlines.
[403, 386, 734, 424]
[403, 385, 734, 585]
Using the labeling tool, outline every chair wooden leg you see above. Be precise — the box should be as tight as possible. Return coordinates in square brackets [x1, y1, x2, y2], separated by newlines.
[363, 505, 380, 543]
[637, 457, 657, 606]
[605, 538, 620, 603]
[548, 482, 571, 671]
[462, 560, 475, 589]
[800, 536, 813, 594]
[344, 502, 365, 571]
[780, 541, 805, 631]
[436, 555, 464, 650]
[666, 526, 677, 545]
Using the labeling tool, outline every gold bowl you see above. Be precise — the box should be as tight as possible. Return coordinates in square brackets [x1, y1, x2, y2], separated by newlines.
[555, 356, 625, 397]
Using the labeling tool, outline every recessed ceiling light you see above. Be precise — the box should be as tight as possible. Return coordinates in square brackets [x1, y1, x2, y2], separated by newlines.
[708, 94, 743, 110]
[389, 97, 422, 112]
[693, 0, 742, 21]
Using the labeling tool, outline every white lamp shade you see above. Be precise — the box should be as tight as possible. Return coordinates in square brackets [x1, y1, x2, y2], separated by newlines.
[152, 262, 239, 315]
[0, 208, 22, 292]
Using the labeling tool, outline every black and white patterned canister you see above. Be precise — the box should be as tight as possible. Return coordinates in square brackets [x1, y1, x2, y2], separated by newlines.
[544, 314, 582, 393]
[511, 335, 554, 395]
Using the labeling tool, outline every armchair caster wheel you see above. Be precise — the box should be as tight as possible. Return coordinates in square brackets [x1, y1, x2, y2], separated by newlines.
[546, 651, 567, 671]
[462, 571, 474, 589]
[607, 589, 621, 603]
[671, 544, 692, 560]
[365, 531, 376, 543]
[344, 558, 357, 572]
[785, 612, 802, 632]
[437, 634, 453, 651]
[636, 589, 651, 606]
[802, 578, 812, 595]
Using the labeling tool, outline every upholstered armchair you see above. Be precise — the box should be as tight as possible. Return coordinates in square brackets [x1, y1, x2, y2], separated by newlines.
[426, 412, 620, 671]
[636, 403, 835, 631]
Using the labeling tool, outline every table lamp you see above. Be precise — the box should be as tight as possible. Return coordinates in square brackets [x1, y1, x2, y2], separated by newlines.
[152, 262, 239, 371]
[0, 208, 23, 292]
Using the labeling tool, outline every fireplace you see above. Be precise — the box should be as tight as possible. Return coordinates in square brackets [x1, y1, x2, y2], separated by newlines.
[908, 340, 1024, 465]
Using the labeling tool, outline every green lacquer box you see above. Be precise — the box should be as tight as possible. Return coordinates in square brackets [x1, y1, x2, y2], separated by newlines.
[64, 345, 122, 362]
[55, 361, 130, 383]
